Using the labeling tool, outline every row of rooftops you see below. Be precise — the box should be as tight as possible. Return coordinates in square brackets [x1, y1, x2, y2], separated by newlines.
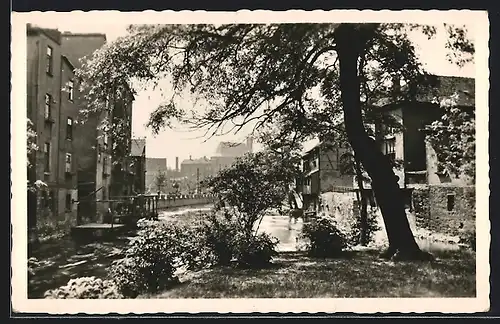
[26, 23, 107, 45]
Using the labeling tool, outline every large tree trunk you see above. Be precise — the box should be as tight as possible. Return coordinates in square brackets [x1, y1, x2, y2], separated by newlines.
[354, 159, 369, 246]
[334, 24, 431, 260]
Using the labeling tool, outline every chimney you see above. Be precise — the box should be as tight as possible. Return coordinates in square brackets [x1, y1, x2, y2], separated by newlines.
[175, 157, 179, 172]
[247, 136, 254, 153]
[189, 155, 192, 160]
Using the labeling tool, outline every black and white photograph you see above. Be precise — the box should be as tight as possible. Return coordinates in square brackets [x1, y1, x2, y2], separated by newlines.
[11, 10, 489, 314]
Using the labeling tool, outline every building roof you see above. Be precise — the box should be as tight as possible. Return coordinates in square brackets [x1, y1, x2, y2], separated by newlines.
[130, 138, 146, 157]
[61, 55, 75, 71]
[181, 157, 211, 165]
[374, 75, 475, 108]
[215, 140, 251, 157]
[27, 24, 62, 44]
[61, 32, 107, 69]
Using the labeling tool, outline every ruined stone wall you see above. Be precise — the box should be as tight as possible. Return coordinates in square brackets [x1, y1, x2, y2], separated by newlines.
[412, 185, 475, 237]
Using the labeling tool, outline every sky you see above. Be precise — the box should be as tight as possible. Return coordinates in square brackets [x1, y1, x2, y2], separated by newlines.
[24, 14, 476, 169]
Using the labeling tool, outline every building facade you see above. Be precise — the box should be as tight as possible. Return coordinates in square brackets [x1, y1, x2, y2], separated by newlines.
[27, 24, 136, 232]
[180, 156, 213, 193]
[60, 31, 135, 223]
[298, 142, 354, 212]
[145, 157, 168, 193]
[211, 136, 253, 172]
[59, 31, 113, 223]
[376, 76, 475, 187]
[298, 75, 475, 216]
[27, 25, 79, 234]
[129, 138, 147, 195]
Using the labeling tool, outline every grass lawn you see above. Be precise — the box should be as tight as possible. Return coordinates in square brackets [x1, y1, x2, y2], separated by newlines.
[145, 249, 476, 298]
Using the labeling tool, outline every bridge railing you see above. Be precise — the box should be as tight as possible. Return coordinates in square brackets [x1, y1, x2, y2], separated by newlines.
[155, 193, 216, 210]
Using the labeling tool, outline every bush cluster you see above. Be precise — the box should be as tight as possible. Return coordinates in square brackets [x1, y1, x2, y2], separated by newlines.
[108, 218, 212, 298]
[300, 216, 349, 257]
[44, 205, 280, 299]
[349, 207, 381, 246]
[201, 209, 278, 268]
[44, 277, 123, 299]
[81, 211, 279, 298]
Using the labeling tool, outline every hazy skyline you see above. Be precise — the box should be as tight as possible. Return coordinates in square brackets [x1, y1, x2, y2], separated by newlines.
[24, 14, 476, 168]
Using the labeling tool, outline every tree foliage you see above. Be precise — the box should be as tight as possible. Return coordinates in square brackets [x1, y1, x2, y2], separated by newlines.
[27, 118, 38, 168]
[153, 170, 168, 192]
[203, 149, 299, 234]
[425, 94, 475, 180]
[27, 118, 47, 192]
[75, 22, 474, 259]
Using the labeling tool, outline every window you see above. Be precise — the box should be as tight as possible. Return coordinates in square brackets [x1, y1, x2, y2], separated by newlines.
[65, 193, 72, 211]
[44, 94, 51, 119]
[386, 126, 396, 135]
[49, 190, 55, 211]
[65, 153, 72, 173]
[43, 142, 50, 172]
[103, 156, 108, 175]
[46, 46, 53, 75]
[42, 190, 49, 208]
[447, 194, 455, 211]
[385, 138, 396, 163]
[67, 80, 74, 101]
[66, 118, 73, 140]
[102, 187, 107, 200]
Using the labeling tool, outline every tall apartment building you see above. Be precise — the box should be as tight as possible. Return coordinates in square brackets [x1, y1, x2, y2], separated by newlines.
[27, 24, 135, 232]
[60, 31, 135, 223]
[27, 25, 79, 232]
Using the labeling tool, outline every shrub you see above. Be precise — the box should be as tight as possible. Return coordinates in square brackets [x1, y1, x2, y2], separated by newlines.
[349, 207, 381, 246]
[28, 257, 40, 278]
[300, 216, 349, 257]
[459, 231, 476, 251]
[231, 232, 279, 268]
[201, 209, 239, 265]
[108, 219, 210, 298]
[200, 210, 279, 268]
[44, 277, 122, 299]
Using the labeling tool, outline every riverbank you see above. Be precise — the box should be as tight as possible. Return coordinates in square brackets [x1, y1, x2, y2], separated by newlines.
[28, 208, 475, 299]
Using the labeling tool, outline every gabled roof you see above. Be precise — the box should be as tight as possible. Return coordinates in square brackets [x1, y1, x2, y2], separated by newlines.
[130, 138, 146, 157]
